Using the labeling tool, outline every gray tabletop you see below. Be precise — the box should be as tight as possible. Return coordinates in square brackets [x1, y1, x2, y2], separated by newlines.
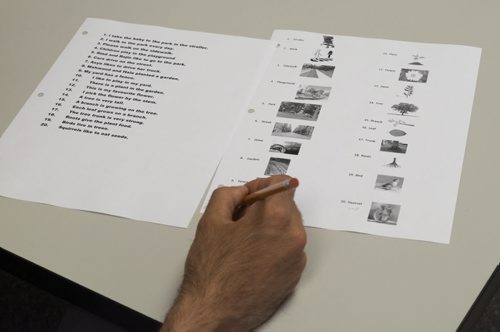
[1, 1, 499, 330]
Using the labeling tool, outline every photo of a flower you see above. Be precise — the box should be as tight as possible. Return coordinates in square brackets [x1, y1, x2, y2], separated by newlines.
[406, 71, 423, 81]
[399, 68, 429, 83]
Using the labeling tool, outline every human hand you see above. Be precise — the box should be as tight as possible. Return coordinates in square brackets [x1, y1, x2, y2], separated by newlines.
[162, 175, 307, 331]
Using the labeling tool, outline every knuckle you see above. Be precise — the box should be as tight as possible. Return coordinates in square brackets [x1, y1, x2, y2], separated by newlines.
[211, 187, 228, 199]
[206, 187, 231, 210]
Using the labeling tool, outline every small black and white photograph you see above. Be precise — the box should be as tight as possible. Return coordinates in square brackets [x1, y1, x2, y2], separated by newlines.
[310, 35, 335, 62]
[380, 140, 408, 154]
[399, 68, 429, 83]
[300, 63, 335, 78]
[295, 84, 332, 101]
[390, 102, 418, 116]
[322, 35, 335, 48]
[264, 157, 291, 176]
[388, 118, 415, 128]
[269, 141, 302, 155]
[408, 54, 424, 65]
[374, 174, 404, 193]
[272, 122, 315, 140]
[403, 85, 414, 98]
[385, 157, 402, 168]
[276, 101, 322, 121]
[389, 129, 407, 137]
[367, 202, 401, 225]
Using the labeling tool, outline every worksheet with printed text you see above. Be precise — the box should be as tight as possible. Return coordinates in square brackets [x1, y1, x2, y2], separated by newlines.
[0, 18, 275, 227]
[206, 30, 481, 243]
[0, 19, 481, 242]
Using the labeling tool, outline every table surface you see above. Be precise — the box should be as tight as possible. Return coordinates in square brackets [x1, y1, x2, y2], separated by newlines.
[1, 0, 499, 330]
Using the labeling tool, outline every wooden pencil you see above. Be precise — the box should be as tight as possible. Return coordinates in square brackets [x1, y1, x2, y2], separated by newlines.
[241, 177, 299, 206]
[232, 177, 299, 221]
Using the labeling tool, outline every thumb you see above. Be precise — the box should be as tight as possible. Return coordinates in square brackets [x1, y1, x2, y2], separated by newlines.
[204, 185, 249, 223]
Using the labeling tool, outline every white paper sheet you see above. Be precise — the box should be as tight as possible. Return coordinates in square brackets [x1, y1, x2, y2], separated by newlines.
[205, 30, 481, 243]
[0, 18, 275, 227]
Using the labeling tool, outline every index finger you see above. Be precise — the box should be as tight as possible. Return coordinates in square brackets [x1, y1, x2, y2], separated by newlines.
[243, 175, 299, 225]
[246, 175, 297, 214]
[245, 175, 295, 194]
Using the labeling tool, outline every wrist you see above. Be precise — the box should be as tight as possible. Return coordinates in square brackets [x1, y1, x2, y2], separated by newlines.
[162, 291, 229, 332]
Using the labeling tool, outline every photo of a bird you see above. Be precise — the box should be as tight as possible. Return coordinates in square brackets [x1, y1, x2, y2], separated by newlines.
[380, 178, 399, 190]
[375, 176, 403, 192]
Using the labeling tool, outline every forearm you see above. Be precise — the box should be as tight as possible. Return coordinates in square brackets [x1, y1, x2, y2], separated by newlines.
[161, 176, 306, 332]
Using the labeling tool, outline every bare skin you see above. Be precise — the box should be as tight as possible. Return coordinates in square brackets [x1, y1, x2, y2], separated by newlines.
[162, 175, 307, 331]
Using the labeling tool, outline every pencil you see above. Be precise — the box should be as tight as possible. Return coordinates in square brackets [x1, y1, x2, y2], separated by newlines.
[232, 177, 299, 220]
[242, 177, 299, 206]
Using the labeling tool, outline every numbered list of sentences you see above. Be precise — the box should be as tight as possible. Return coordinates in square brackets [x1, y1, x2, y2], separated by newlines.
[40, 32, 207, 139]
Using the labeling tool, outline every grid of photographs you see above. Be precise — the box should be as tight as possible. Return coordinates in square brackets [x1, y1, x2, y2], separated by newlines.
[367, 54, 430, 225]
[257, 36, 435, 229]
[265, 35, 336, 176]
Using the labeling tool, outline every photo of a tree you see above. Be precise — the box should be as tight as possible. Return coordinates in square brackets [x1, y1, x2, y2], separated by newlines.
[391, 103, 418, 116]
[380, 140, 408, 154]
[272, 122, 315, 140]
[277, 101, 321, 121]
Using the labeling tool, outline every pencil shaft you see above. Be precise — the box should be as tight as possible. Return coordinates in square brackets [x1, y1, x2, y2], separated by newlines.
[232, 178, 298, 221]
[241, 178, 294, 206]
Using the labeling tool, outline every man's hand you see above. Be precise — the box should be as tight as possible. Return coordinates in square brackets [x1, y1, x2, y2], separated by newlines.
[162, 175, 307, 331]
